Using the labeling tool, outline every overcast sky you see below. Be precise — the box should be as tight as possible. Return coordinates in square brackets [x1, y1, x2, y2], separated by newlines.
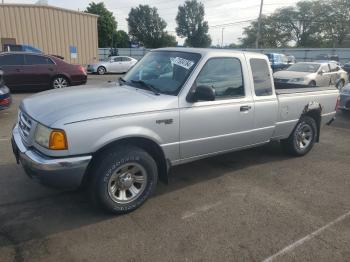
[5, 0, 301, 45]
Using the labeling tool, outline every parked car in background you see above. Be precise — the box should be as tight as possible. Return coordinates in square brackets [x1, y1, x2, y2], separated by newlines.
[265, 53, 289, 72]
[274, 62, 348, 89]
[0, 52, 87, 91]
[339, 83, 350, 112]
[12, 48, 339, 214]
[316, 54, 339, 62]
[0, 69, 11, 110]
[343, 61, 350, 79]
[3, 44, 42, 53]
[87, 56, 137, 75]
[286, 55, 296, 65]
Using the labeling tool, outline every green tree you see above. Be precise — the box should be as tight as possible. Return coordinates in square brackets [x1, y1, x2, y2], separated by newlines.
[112, 30, 130, 48]
[127, 5, 176, 48]
[240, 15, 292, 48]
[314, 0, 350, 47]
[175, 0, 211, 47]
[86, 2, 117, 48]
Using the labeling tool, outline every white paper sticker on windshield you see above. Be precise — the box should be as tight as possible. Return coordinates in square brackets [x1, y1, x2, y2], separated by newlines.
[171, 57, 194, 70]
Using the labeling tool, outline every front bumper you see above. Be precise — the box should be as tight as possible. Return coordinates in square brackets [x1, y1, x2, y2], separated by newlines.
[12, 125, 92, 190]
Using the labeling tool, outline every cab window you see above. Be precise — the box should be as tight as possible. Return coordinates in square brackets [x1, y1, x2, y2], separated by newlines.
[250, 58, 273, 96]
[195, 57, 244, 99]
[25, 54, 54, 65]
[329, 63, 339, 72]
[0, 54, 25, 66]
[320, 65, 330, 73]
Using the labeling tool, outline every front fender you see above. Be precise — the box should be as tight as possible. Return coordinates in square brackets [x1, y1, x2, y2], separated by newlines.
[92, 126, 163, 153]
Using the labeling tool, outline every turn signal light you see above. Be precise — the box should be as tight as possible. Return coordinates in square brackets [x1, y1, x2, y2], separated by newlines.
[49, 130, 68, 150]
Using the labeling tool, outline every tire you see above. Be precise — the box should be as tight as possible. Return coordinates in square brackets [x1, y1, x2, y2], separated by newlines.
[89, 146, 158, 214]
[281, 116, 317, 156]
[308, 81, 316, 87]
[52, 76, 69, 89]
[337, 79, 345, 90]
[97, 66, 106, 75]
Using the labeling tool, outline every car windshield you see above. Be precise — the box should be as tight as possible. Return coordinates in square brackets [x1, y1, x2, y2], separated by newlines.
[287, 63, 320, 73]
[122, 51, 201, 95]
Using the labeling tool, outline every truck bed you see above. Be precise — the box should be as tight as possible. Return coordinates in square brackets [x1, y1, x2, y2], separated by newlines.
[276, 86, 338, 95]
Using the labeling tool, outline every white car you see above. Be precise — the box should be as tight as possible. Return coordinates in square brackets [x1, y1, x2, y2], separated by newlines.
[87, 56, 137, 75]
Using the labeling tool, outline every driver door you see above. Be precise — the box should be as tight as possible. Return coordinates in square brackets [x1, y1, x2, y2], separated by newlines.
[318, 64, 331, 86]
[110, 57, 123, 73]
[179, 56, 255, 159]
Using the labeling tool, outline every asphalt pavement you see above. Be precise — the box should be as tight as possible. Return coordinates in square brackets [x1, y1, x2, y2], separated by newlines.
[1, 75, 350, 262]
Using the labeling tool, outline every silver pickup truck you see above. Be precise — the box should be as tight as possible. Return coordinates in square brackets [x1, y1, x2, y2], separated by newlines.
[12, 48, 339, 214]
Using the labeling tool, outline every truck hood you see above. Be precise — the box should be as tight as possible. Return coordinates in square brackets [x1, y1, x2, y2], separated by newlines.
[20, 85, 179, 127]
[273, 71, 314, 79]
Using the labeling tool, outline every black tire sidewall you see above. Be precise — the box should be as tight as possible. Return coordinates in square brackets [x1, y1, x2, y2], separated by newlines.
[291, 117, 317, 156]
[91, 147, 158, 214]
[308, 81, 316, 87]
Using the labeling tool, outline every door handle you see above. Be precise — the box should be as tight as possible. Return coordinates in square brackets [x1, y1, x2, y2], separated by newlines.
[15, 68, 20, 72]
[48, 68, 54, 71]
[240, 105, 252, 112]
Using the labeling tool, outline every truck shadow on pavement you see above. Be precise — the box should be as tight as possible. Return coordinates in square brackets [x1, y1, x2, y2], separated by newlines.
[0, 141, 290, 250]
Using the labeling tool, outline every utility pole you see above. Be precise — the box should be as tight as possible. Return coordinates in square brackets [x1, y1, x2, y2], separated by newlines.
[221, 27, 225, 48]
[255, 0, 264, 49]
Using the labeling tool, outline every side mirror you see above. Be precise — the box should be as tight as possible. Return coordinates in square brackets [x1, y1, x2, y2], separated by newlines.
[110, 59, 114, 63]
[189, 85, 215, 102]
[319, 70, 325, 75]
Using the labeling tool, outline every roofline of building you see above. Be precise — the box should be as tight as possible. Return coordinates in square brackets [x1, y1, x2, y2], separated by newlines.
[0, 3, 99, 18]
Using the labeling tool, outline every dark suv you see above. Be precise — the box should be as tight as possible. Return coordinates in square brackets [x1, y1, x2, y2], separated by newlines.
[0, 52, 87, 91]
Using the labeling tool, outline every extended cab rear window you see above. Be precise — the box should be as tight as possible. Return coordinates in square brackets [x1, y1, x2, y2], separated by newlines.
[250, 58, 273, 96]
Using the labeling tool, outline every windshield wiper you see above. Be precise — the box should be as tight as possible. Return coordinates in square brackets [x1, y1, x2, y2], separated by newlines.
[131, 80, 160, 95]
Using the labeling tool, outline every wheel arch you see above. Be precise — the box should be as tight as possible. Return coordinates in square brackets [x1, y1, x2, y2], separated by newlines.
[300, 102, 322, 142]
[51, 74, 71, 85]
[85, 136, 169, 186]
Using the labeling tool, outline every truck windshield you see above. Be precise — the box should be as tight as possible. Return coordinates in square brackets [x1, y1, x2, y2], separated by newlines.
[287, 63, 320, 73]
[122, 51, 201, 95]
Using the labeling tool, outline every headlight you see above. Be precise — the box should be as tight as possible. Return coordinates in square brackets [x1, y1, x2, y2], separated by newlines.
[289, 78, 304, 83]
[35, 123, 68, 150]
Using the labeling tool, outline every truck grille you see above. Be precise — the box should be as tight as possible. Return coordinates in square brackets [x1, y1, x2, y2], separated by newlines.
[18, 111, 33, 139]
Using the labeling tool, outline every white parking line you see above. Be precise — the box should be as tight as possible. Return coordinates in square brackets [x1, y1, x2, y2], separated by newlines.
[0, 138, 10, 141]
[262, 210, 350, 262]
[182, 201, 222, 219]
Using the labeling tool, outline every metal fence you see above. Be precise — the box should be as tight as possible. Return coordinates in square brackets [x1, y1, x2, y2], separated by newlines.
[99, 47, 350, 64]
[98, 48, 150, 61]
[232, 48, 350, 64]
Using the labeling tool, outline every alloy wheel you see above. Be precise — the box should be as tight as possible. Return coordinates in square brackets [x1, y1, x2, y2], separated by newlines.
[107, 163, 147, 204]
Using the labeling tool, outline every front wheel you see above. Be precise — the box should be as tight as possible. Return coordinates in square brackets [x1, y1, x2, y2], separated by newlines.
[89, 146, 158, 214]
[52, 76, 69, 89]
[97, 66, 106, 75]
[281, 116, 317, 156]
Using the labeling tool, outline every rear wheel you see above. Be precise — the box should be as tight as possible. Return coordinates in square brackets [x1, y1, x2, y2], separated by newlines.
[97, 66, 106, 75]
[52, 76, 69, 89]
[89, 146, 158, 214]
[308, 81, 316, 87]
[281, 116, 317, 156]
[337, 79, 345, 90]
